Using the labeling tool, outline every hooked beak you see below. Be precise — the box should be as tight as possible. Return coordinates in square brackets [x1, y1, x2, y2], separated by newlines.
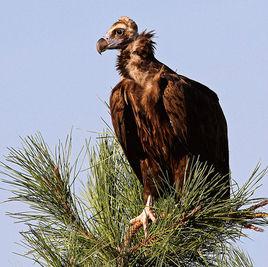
[96, 38, 109, 54]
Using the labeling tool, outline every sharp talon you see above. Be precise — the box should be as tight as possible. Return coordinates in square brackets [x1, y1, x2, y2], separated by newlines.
[148, 211, 157, 223]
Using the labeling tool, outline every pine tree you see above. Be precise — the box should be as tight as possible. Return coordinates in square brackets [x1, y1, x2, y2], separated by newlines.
[1, 131, 268, 266]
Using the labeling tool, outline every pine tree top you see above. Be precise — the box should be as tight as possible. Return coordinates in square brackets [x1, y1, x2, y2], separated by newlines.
[1, 132, 268, 266]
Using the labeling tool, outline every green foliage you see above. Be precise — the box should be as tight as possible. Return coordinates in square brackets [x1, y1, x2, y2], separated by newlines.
[1, 132, 268, 266]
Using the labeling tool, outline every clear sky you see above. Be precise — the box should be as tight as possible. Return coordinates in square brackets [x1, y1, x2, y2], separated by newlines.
[0, 1, 267, 266]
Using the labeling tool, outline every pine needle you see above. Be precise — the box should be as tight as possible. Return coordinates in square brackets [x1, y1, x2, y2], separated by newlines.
[1, 131, 267, 266]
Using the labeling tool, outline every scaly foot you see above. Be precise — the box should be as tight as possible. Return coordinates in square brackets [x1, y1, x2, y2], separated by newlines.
[130, 195, 157, 238]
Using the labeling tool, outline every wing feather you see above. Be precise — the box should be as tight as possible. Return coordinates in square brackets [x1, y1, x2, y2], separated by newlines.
[163, 75, 229, 177]
[110, 80, 146, 184]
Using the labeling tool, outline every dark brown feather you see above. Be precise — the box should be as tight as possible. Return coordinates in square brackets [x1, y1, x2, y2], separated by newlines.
[109, 30, 230, 203]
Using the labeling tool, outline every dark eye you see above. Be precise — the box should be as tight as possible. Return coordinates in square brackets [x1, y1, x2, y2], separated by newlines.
[116, 28, 124, 36]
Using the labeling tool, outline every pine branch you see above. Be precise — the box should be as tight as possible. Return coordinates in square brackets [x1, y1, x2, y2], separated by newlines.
[1, 131, 268, 266]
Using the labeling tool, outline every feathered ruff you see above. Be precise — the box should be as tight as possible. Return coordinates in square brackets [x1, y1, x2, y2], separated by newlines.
[116, 31, 156, 78]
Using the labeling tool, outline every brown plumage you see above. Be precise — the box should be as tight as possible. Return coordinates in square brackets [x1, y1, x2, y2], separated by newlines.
[97, 17, 229, 233]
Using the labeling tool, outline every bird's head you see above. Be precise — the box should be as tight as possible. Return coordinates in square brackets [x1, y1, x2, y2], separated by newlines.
[96, 16, 138, 54]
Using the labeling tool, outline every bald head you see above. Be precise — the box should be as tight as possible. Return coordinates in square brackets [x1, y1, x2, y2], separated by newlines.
[96, 16, 138, 54]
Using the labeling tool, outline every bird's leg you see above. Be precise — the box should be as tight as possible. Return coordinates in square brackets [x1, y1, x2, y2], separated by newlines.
[130, 195, 157, 238]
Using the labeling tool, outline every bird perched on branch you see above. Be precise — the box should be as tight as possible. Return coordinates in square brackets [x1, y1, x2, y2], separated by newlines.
[96, 16, 230, 237]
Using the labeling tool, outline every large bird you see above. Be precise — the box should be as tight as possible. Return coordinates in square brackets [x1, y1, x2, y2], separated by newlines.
[96, 16, 229, 236]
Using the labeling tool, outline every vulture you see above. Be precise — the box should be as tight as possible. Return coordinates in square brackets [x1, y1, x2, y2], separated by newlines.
[96, 16, 229, 235]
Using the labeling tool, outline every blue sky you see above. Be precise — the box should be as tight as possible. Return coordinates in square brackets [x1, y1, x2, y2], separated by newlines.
[0, 1, 267, 266]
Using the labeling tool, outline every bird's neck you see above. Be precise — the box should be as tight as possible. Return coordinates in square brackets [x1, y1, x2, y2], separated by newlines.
[116, 32, 157, 86]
